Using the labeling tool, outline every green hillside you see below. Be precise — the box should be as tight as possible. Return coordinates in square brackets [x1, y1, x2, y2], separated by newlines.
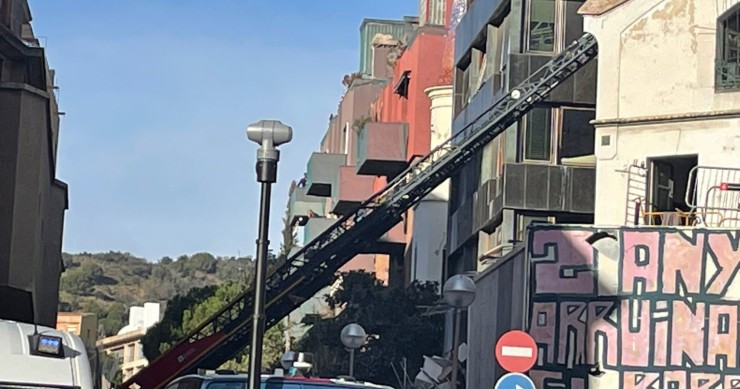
[59, 251, 258, 336]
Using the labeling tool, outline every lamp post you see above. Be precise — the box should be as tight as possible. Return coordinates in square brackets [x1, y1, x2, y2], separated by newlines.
[443, 274, 477, 389]
[340, 323, 367, 377]
[246, 119, 293, 389]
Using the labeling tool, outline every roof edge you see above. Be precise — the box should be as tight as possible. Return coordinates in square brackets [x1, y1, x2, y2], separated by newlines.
[578, 0, 631, 16]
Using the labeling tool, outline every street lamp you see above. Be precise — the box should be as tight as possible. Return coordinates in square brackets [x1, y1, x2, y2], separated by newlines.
[246, 119, 293, 389]
[340, 323, 367, 377]
[443, 274, 477, 389]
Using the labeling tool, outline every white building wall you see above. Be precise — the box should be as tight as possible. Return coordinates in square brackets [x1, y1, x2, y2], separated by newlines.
[583, 0, 740, 226]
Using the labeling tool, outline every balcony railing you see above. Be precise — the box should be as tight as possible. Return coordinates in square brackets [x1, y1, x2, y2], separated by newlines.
[716, 59, 740, 91]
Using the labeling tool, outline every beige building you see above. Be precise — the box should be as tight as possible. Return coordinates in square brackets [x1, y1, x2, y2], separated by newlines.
[0, 0, 69, 328]
[582, 0, 740, 227]
[97, 327, 149, 382]
[97, 303, 160, 382]
[56, 312, 98, 351]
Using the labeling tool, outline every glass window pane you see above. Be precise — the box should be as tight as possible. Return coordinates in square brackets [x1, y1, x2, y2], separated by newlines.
[560, 109, 596, 160]
[564, 0, 585, 45]
[525, 108, 552, 161]
[528, 0, 556, 52]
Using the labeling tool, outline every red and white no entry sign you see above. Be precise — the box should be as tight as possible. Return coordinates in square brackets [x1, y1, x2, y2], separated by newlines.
[495, 330, 538, 373]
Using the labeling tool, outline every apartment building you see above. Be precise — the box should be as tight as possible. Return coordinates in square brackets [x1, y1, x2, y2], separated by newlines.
[463, 1, 740, 387]
[446, 0, 597, 276]
[56, 312, 99, 351]
[365, 0, 454, 286]
[291, 18, 417, 288]
[0, 0, 69, 327]
[97, 303, 160, 382]
[583, 0, 740, 228]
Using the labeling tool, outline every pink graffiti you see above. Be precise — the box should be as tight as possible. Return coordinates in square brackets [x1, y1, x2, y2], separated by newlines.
[661, 231, 705, 295]
[670, 300, 705, 366]
[529, 302, 556, 365]
[620, 231, 661, 294]
[557, 302, 587, 366]
[619, 299, 651, 367]
[586, 301, 618, 367]
[532, 229, 595, 294]
[705, 233, 740, 296]
[622, 372, 660, 389]
[707, 304, 738, 369]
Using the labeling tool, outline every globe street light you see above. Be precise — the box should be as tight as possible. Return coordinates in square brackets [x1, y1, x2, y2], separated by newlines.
[340, 323, 367, 377]
[443, 274, 477, 389]
[246, 119, 293, 389]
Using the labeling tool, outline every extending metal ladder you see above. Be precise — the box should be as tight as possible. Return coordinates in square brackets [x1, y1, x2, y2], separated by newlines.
[121, 32, 599, 389]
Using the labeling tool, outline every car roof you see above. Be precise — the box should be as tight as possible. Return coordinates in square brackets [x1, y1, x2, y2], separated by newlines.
[171, 374, 394, 388]
[0, 320, 90, 387]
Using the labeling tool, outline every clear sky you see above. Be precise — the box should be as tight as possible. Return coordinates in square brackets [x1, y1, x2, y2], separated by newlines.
[31, 0, 418, 261]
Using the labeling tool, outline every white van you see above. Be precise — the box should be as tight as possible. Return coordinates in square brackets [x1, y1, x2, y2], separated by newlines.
[0, 319, 94, 389]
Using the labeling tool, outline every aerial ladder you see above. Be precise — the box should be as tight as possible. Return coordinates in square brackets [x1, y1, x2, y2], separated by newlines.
[121, 32, 598, 389]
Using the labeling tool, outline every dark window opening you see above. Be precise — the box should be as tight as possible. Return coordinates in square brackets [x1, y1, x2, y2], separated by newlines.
[559, 108, 595, 161]
[717, 5, 740, 90]
[645, 155, 698, 225]
[394, 70, 411, 98]
[524, 108, 552, 161]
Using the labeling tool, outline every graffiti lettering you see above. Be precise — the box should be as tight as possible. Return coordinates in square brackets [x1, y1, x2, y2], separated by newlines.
[527, 227, 740, 389]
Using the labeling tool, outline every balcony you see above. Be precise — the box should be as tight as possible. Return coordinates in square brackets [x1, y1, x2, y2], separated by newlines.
[448, 163, 596, 252]
[303, 217, 405, 254]
[454, 0, 509, 67]
[331, 166, 376, 215]
[288, 187, 325, 227]
[356, 122, 408, 177]
[508, 53, 597, 106]
[305, 152, 347, 197]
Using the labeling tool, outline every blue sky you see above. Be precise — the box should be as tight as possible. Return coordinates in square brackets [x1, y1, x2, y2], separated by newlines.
[31, 0, 418, 261]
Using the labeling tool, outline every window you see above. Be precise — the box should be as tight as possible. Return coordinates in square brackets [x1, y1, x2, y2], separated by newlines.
[559, 108, 595, 161]
[717, 6, 740, 90]
[527, 0, 556, 52]
[524, 108, 553, 161]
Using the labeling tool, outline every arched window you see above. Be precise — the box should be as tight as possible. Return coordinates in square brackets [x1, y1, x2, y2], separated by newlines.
[717, 5, 740, 90]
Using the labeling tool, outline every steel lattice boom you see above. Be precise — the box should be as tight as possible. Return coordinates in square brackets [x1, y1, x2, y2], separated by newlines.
[121, 32, 598, 389]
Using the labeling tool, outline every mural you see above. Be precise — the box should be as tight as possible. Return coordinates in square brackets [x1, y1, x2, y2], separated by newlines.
[527, 226, 740, 389]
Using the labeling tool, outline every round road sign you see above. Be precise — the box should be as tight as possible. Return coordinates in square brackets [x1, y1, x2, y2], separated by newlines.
[494, 373, 536, 389]
[495, 330, 538, 373]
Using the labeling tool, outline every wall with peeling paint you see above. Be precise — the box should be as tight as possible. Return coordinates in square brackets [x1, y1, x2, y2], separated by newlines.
[526, 225, 740, 389]
[580, 0, 740, 226]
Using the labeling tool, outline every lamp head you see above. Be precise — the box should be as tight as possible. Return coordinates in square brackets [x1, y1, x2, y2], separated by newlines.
[340, 323, 367, 350]
[246, 120, 293, 162]
[443, 274, 477, 308]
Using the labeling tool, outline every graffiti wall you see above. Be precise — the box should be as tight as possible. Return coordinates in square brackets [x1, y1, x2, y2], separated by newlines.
[527, 226, 740, 389]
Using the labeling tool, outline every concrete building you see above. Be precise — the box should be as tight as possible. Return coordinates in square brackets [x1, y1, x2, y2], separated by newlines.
[446, 0, 597, 277]
[365, 0, 454, 286]
[463, 1, 740, 388]
[0, 0, 69, 327]
[97, 303, 161, 382]
[56, 312, 99, 352]
[582, 0, 740, 229]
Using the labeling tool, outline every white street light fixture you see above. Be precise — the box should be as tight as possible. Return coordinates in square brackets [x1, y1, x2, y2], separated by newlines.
[246, 119, 293, 389]
[443, 274, 477, 389]
[340, 323, 367, 377]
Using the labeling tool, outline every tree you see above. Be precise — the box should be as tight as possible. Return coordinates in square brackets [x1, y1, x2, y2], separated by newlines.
[296, 271, 444, 386]
[141, 280, 288, 369]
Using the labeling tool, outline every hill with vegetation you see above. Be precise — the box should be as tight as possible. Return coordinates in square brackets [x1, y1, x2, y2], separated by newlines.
[59, 251, 262, 336]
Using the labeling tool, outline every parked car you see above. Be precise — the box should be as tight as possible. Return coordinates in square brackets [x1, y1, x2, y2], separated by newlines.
[164, 371, 395, 389]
